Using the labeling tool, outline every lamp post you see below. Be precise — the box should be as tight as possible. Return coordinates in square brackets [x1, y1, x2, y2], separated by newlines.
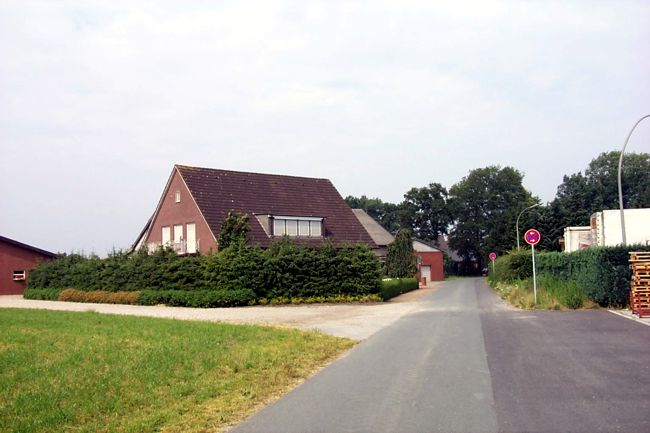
[516, 203, 541, 249]
[618, 114, 650, 246]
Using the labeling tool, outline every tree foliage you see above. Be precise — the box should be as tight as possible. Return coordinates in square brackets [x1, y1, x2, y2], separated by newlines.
[399, 183, 451, 243]
[548, 151, 650, 231]
[448, 166, 532, 266]
[345, 195, 402, 232]
[385, 229, 417, 278]
[217, 211, 250, 249]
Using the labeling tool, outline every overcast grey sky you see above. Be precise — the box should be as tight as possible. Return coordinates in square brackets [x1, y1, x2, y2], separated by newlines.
[1, 0, 649, 255]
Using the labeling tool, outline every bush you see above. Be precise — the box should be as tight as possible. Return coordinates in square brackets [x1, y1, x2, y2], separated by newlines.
[137, 289, 256, 308]
[489, 244, 650, 308]
[57, 289, 140, 305]
[28, 239, 383, 307]
[380, 278, 418, 301]
[23, 288, 64, 301]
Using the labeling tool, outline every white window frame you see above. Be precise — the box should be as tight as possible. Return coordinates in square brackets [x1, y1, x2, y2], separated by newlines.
[186, 223, 197, 254]
[175, 190, 181, 203]
[12, 270, 26, 281]
[162, 226, 171, 246]
[273, 216, 323, 237]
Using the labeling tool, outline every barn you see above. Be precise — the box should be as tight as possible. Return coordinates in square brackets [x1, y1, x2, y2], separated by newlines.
[0, 236, 57, 295]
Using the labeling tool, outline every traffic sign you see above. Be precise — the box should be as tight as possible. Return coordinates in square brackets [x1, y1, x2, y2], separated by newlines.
[524, 229, 541, 246]
[489, 252, 497, 261]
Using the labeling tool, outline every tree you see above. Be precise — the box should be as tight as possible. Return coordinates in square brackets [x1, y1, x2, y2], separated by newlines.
[448, 166, 533, 267]
[344, 195, 402, 232]
[385, 229, 417, 278]
[217, 212, 250, 249]
[549, 151, 650, 229]
[399, 183, 451, 243]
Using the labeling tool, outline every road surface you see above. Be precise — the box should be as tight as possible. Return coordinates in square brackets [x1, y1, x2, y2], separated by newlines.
[232, 277, 650, 433]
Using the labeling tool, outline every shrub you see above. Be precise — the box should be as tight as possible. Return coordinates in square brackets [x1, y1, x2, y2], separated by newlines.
[489, 244, 650, 308]
[137, 289, 256, 308]
[28, 239, 383, 307]
[23, 288, 64, 301]
[380, 278, 418, 301]
[57, 289, 140, 305]
[385, 230, 417, 278]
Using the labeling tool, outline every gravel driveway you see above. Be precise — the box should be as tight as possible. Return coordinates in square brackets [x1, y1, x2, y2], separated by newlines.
[0, 287, 436, 340]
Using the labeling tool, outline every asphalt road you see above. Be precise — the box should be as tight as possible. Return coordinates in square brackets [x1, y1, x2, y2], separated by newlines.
[232, 278, 650, 433]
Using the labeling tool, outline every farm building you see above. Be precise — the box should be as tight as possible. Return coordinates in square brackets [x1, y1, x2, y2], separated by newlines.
[0, 236, 57, 295]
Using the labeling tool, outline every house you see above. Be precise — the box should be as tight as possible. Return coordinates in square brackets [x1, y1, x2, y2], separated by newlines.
[0, 235, 57, 295]
[351, 209, 444, 284]
[133, 165, 376, 254]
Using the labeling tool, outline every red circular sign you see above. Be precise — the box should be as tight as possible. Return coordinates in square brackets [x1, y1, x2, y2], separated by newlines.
[524, 229, 541, 245]
[489, 252, 497, 261]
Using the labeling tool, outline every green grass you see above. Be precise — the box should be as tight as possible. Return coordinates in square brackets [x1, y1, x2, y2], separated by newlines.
[0, 309, 354, 433]
[489, 275, 596, 310]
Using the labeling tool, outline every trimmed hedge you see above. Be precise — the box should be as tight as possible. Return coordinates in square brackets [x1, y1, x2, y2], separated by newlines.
[380, 278, 419, 301]
[58, 289, 140, 305]
[137, 289, 256, 308]
[27, 240, 383, 307]
[489, 245, 650, 307]
[23, 288, 64, 301]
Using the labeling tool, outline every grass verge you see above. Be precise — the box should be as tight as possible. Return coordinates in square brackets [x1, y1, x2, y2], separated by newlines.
[0, 308, 354, 433]
[488, 275, 597, 310]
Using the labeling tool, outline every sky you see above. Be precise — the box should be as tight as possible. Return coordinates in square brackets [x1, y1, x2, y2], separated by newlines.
[1, 0, 649, 255]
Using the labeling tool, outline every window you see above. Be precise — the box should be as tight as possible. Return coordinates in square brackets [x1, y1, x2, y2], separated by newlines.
[286, 220, 298, 236]
[298, 220, 310, 236]
[186, 223, 197, 254]
[273, 219, 286, 236]
[12, 270, 26, 281]
[162, 226, 171, 246]
[175, 191, 181, 203]
[273, 216, 323, 237]
[174, 225, 183, 243]
[310, 220, 322, 237]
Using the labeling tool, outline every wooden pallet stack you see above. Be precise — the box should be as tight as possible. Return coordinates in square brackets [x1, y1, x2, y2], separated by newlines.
[629, 251, 650, 318]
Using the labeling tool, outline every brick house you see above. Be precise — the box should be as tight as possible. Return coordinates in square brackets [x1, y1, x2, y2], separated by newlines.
[0, 236, 57, 295]
[132, 165, 376, 254]
[352, 209, 444, 284]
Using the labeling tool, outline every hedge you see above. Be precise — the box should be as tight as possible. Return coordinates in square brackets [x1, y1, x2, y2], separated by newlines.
[23, 288, 64, 301]
[27, 240, 383, 307]
[58, 289, 140, 305]
[489, 245, 650, 307]
[380, 278, 419, 301]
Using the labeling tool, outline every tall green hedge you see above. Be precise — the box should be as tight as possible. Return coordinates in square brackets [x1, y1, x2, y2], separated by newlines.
[27, 240, 382, 302]
[489, 245, 650, 307]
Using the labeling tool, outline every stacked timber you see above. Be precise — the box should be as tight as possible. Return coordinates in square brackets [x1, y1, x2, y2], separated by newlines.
[629, 251, 650, 318]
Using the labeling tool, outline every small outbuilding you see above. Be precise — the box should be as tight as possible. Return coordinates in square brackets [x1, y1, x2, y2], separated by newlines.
[0, 236, 57, 295]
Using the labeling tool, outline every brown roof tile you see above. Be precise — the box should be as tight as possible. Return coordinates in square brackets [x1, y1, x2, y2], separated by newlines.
[176, 165, 376, 248]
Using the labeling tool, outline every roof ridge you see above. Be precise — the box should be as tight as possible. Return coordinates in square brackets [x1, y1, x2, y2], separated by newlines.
[175, 164, 331, 182]
[0, 235, 57, 257]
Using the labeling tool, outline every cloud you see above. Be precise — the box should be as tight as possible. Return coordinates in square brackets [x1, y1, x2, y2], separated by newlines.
[0, 0, 648, 253]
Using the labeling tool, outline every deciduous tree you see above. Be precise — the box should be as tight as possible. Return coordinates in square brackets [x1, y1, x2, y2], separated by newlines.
[448, 166, 533, 267]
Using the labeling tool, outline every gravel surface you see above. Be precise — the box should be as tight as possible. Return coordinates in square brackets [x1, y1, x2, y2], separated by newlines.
[0, 287, 436, 340]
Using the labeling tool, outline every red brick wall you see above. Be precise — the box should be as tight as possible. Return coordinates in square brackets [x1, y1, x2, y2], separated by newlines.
[0, 241, 53, 295]
[416, 251, 444, 283]
[146, 169, 217, 253]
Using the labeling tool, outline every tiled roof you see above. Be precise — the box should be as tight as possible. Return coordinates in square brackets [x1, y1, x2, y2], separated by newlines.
[176, 165, 376, 248]
[351, 209, 395, 247]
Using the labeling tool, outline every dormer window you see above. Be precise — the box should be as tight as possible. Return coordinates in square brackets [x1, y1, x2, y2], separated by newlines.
[175, 191, 181, 203]
[273, 216, 323, 237]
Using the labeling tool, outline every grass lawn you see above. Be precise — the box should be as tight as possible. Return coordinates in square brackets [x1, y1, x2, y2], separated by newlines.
[0, 309, 355, 433]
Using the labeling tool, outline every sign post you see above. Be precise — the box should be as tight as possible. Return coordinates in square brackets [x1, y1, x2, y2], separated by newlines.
[489, 252, 497, 274]
[524, 229, 541, 305]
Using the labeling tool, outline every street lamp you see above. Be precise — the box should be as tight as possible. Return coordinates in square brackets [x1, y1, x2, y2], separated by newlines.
[516, 203, 541, 249]
[618, 114, 650, 246]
